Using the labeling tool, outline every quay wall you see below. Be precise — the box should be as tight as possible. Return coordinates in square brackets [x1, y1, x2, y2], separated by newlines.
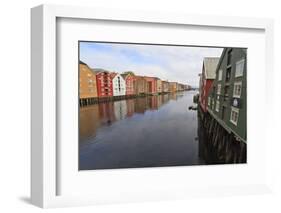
[79, 91, 176, 107]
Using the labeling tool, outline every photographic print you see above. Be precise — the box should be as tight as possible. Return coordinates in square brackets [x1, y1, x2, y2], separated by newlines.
[79, 42, 247, 170]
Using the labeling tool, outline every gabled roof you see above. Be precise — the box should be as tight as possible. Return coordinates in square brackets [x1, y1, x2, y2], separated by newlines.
[121, 73, 128, 79]
[89, 69, 97, 74]
[143, 76, 157, 80]
[92, 68, 111, 75]
[121, 73, 136, 80]
[203, 57, 220, 79]
[79, 61, 97, 75]
[110, 72, 123, 79]
[109, 73, 116, 78]
[135, 75, 145, 80]
[79, 60, 87, 65]
[92, 68, 109, 72]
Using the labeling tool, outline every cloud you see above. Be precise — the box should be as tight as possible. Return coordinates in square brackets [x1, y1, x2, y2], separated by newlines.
[80, 42, 223, 87]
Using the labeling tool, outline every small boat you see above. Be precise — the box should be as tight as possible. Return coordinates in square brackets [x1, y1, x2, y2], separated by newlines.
[188, 105, 197, 111]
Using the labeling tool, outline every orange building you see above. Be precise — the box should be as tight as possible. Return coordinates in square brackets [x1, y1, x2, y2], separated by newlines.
[79, 61, 98, 105]
[169, 82, 178, 93]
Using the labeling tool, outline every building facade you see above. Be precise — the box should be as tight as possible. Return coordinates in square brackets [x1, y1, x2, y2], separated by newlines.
[134, 76, 148, 95]
[169, 82, 178, 93]
[79, 61, 98, 99]
[207, 48, 247, 142]
[144, 77, 157, 94]
[122, 73, 136, 96]
[161, 81, 169, 93]
[199, 57, 220, 112]
[95, 69, 113, 98]
[111, 73, 126, 96]
[177, 83, 186, 91]
[156, 78, 162, 94]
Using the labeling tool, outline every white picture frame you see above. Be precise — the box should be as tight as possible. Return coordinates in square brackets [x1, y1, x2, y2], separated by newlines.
[31, 4, 274, 208]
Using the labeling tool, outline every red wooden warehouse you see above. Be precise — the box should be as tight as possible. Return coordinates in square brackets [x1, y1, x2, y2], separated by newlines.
[121, 73, 136, 96]
[199, 57, 219, 112]
[95, 69, 113, 98]
[144, 76, 157, 94]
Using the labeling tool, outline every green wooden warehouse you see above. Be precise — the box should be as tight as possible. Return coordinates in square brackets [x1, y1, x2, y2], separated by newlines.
[207, 48, 247, 143]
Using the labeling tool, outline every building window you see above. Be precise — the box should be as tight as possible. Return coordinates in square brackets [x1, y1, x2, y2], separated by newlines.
[230, 107, 239, 125]
[212, 86, 216, 96]
[215, 100, 220, 112]
[235, 59, 245, 77]
[217, 84, 221, 95]
[227, 49, 232, 66]
[233, 81, 242, 98]
[224, 85, 229, 97]
[226, 67, 231, 82]
[222, 106, 226, 120]
[218, 69, 223, 81]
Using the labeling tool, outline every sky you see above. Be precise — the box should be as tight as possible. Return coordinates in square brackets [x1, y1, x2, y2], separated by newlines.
[79, 42, 223, 87]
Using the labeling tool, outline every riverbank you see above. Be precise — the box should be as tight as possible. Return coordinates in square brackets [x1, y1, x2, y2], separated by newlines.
[79, 90, 190, 106]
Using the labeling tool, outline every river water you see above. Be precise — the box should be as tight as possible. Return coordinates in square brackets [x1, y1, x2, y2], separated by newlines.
[79, 90, 206, 170]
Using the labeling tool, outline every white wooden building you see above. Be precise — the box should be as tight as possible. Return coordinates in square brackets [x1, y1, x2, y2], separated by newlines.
[111, 73, 126, 96]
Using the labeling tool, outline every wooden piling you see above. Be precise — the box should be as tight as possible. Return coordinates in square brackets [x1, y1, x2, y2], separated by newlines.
[198, 107, 246, 164]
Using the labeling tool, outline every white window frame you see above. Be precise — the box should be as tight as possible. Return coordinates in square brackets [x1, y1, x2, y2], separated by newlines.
[233, 81, 243, 98]
[235, 59, 245, 77]
[230, 106, 239, 125]
[215, 100, 220, 112]
[217, 84, 221, 95]
[218, 69, 223, 81]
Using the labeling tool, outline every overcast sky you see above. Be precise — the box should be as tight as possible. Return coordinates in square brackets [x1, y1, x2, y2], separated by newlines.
[80, 42, 223, 87]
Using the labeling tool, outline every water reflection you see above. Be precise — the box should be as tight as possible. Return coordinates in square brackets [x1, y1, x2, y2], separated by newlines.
[79, 104, 100, 140]
[114, 100, 127, 121]
[79, 91, 203, 170]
